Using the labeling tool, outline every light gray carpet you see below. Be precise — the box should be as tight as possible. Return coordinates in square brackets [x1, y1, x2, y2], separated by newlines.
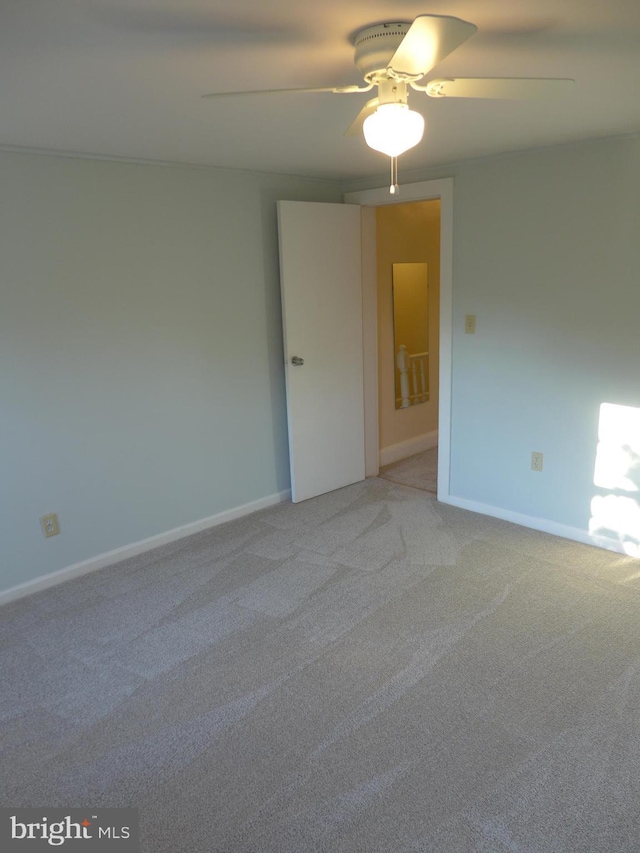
[2, 477, 640, 852]
[380, 447, 438, 493]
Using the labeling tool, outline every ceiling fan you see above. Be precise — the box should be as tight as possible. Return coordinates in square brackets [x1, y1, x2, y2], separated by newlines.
[202, 14, 574, 192]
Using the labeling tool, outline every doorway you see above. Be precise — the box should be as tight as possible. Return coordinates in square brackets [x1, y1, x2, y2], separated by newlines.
[375, 200, 440, 493]
[344, 178, 454, 501]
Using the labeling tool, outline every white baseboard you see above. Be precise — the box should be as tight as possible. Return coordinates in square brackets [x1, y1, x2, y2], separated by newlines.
[441, 494, 631, 556]
[0, 490, 291, 607]
[379, 430, 438, 468]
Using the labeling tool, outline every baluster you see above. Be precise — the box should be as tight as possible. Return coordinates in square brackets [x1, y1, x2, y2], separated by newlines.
[411, 358, 418, 404]
[397, 345, 410, 408]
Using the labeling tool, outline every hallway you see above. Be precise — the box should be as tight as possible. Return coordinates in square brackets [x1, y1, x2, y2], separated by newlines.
[379, 447, 438, 493]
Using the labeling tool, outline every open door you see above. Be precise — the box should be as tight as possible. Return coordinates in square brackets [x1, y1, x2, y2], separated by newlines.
[277, 201, 365, 502]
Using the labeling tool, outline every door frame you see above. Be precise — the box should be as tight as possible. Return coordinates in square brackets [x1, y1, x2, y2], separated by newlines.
[344, 178, 454, 500]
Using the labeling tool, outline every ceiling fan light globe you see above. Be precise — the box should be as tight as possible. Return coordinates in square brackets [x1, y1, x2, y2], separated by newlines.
[362, 103, 424, 157]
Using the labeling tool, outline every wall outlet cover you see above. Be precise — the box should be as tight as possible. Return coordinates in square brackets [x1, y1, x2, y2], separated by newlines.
[41, 513, 60, 537]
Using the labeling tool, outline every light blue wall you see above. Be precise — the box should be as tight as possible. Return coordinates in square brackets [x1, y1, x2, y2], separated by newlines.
[346, 135, 640, 541]
[0, 151, 342, 593]
[4, 135, 640, 595]
[449, 138, 640, 532]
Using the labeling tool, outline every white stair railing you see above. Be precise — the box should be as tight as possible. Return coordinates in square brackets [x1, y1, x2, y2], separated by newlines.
[397, 345, 428, 407]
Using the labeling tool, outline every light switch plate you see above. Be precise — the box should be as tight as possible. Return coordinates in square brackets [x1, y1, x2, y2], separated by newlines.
[465, 314, 476, 334]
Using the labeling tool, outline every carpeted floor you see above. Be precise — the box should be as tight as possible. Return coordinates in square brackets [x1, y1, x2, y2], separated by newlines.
[380, 447, 438, 493]
[2, 477, 640, 852]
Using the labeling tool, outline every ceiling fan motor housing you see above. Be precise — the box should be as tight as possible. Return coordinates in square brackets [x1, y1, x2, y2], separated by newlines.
[354, 22, 411, 79]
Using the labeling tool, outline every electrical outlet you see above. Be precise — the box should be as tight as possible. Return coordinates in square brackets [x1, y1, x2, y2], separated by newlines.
[40, 513, 60, 538]
[465, 314, 476, 334]
[531, 452, 543, 472]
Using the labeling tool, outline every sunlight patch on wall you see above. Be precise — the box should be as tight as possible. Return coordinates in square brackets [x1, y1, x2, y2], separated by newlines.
[593, 403, 640, 492]
[590, 403, 640, 556]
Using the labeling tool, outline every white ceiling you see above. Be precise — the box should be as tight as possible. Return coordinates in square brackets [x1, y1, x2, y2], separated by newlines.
[2, 0, 640, 181]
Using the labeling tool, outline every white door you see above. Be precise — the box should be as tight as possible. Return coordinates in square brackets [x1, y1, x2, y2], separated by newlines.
[277, 201, 365, 502]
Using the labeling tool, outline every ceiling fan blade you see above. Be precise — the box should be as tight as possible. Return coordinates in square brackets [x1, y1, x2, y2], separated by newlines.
[389, 15, 477, 78]
[202, 84, 369, 99]
[424, 77, 575, 99]
[202, 87, 334, 99]
[345, 98, 379, 137]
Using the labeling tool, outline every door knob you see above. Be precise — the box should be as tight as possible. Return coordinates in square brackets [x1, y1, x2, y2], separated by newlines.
[291, 356, 304, 366]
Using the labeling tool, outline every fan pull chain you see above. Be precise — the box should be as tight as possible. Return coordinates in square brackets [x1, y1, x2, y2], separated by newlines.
[390, 156, 399, 195]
